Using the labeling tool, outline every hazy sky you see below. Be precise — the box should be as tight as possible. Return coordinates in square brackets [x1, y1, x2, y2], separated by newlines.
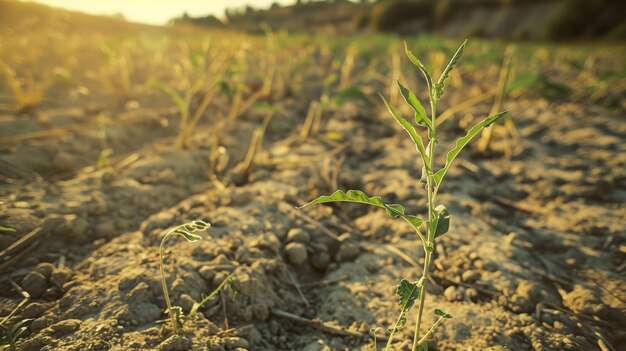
[29, 0, 297, 25]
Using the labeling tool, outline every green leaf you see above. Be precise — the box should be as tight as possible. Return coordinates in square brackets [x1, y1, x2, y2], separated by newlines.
[0, 226, 16, 233]
[404, 42, 433, 94]
[396, 278, 420, 312]
[380, 94, 430, 170]
[149, 80, 187, 114]
[396, 80, 430, 129]
[434, 39, 467, 101]
[217, 79, 233, 97]
[298, 190, 424, 230]
[434, 308, 453, 319]
[433, 205, 450, 238]
[415, 343, 429, 351]
[433, 111, 507, 186]
[170, 220, 211, 242]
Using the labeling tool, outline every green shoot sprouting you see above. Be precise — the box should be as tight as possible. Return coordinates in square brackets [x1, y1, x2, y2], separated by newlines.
[0, 319, 32, 351]
[299, 40, 507, 350]
[159, 220, 233, 335]
[0, 202, 16, 234]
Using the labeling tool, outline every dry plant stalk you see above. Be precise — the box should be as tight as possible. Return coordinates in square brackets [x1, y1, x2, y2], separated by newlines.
[0, 60, 45, 113]
[477, 44, 517, 153]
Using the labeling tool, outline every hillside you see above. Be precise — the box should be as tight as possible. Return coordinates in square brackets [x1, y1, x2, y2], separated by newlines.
[177, 0, 626, 41]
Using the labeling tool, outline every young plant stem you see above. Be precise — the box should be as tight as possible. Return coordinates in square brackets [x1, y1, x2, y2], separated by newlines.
[413, 98, 438, 351]
[159, 236, 178, 335]
[186, 274, 233, 323]
[416, 315, 447, 346]
[384, 311, 407, 350]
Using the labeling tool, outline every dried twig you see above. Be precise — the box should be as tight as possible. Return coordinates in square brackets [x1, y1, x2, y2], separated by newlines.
[0, 280, 30, 327]
[271, 308, 398, 341]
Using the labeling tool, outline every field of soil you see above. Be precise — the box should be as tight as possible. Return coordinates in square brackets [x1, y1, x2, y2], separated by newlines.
[0, 2, 625, 351]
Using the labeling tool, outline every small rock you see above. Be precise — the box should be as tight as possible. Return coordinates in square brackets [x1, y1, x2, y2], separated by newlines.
[198, 266, 216, 282]
[31, 315, 57, 332]
[34, 263, 55, 280]
[68, 217, 89, 242]
[20, 302, 49, 319]
[43, 285, 63, 300]
[49, 319, 81, 335]
[224, 337, 250, 349]
[516, 280, 555, 305]
[88, 193, 108, 215]
[336, 243, 360, 262]
[303, 339, 332, 351]
[50, 267, 73, 287]
[250, 232, 280, 253]
[465, 288, 479, 302]
[235, 246, 249, 261]
[311, 251, 331, 271]
[284, 242, 308, 265]
[159, 334, 191, 351]
[53, 152, 74, 172]
[444, 286, 463, 302]
[127, 282, 153, 302]
[510, 293, 534, 313]
[95, 221, 115, 238]
[13, 201, 30, 209]
[22, 271, 48, 298]
[101, 171, 115, 184]
[482, 260, 499, 272]
[461, 270, 480, 284]
[286, 228, 310, 244]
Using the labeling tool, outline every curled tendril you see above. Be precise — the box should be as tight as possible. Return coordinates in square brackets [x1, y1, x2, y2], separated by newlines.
[169, 220, 211, 241]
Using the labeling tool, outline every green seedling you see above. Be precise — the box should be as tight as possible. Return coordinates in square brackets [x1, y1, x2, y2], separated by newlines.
[0, 202, 15, 234]
[299, 40, 507, 350]
[150, 46, 230, 148]
[159, 220, 232, 335]
[0, 319, 31, 351]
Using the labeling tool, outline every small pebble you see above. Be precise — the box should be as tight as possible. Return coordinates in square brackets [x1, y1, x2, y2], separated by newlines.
[159, 334, 191, 351]
[95, 221, 115, 238]
[286, 228, 310, 244]
[311, 251, 330, 271]
[34, 263, 55, 280]
[101, 171, 115, 184]
[50, 267, 73, 288]
[22, 271, 48, 298]
[444, 286, 463, 302]
[336, 243, 360, 262]
[461, 270, 480, 283]
[224, 337, 250, 349]
[198, 266, 216, 281]
[465, 287, 479, 301]
[49, 319, 81, 335]
[20, 302, 49, 319]
[284, 242, 308, 265]
[510, 294, 534, 313]
[53, 152, 74, 172]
